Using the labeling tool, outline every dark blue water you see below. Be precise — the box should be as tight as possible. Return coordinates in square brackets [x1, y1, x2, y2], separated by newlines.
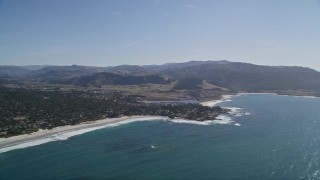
[1, 94, 320, 179]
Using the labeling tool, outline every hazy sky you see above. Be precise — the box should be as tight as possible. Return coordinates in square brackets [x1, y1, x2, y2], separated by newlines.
[0, 0, 319, 68]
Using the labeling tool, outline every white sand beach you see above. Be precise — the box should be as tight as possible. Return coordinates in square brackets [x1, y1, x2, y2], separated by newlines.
[0, 95, 238, 153]
[0, 116, 165, 153]
[200, 95, 233, 107]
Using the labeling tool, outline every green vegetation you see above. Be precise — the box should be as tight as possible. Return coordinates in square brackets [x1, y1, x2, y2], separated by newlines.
[163, 62, 320, 91]
[2, 60, 320, 138]
[0, 87, 229, 138]
[173, 77, 203, 90]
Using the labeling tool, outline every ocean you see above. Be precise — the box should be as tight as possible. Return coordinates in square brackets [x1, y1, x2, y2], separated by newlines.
[1, 94, 320, 179]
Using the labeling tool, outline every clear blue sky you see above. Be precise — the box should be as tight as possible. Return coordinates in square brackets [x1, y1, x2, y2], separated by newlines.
[0, 0, 320, 69]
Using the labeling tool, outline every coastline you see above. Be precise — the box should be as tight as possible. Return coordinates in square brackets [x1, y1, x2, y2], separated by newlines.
[0, 115, 166, 153]
[201, 92, 320, 107]
[1, 92, 318, 154]
[0, 93, 256, 153]
[238, 92, 320, 99]
[200, 92, 320, 109]
[200, 95, 233, 107]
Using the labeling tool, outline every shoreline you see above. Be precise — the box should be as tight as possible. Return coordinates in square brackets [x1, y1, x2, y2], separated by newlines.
[200, 92, 320, 108]
[0, 92, 235, 153]
[238, 92, 320, 99]
[3, 92, 312, 153]
[200, 95, 234, 107]
[0, 115, 166, 153]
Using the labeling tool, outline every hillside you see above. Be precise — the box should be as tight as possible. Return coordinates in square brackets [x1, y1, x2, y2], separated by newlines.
[173, 78, 225, 91]
[61, 72, 172, 87]
[161, 62, 320, 91]
[1, 61, 320, 92]
[26, 65, 108, 81]
[0, 66, 31, 77]
[144, 60, 231, 72]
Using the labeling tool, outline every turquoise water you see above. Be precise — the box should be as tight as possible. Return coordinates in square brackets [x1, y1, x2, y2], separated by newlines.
[1, 94, 320, 179]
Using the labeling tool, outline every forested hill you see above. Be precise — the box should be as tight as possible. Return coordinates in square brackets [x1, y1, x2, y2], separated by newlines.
[159, 62, 320, 91]
[60, 72, 172, 87]
[1, 61, 320, 91]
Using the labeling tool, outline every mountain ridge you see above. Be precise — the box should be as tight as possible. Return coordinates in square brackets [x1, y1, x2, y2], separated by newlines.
[1, 60, 320, 91]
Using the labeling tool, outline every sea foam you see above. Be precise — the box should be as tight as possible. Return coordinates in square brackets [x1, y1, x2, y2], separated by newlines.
[168, 119, 212, 125]
[0, 138, 56, 153]
[204, 94, 252, 126]
[0, 117, 166, 154]
[0, 95, 252, 153]
[212, 114, 234, 125]
[224, 107, 251, 117]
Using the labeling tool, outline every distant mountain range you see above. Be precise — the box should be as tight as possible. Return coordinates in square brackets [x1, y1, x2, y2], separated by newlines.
[1, 60, 320, 91]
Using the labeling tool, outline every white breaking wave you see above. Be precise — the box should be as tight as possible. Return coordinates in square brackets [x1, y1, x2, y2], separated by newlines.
[0, 95, 254, 154]
[0, 116, 225, 153]
[221, 106, 252, 126]
[212, 114, 234, 125]
[0, 117, 166, 154]
[168, 119, 212, 125]
[224, 107, 251, 117]
[0, 138, 56, 154]
[169, 115, 241, 126]
[203, 94, 252, 127]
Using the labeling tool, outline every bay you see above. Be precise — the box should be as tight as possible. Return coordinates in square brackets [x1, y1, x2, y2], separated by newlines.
[1, 94, 320, 179]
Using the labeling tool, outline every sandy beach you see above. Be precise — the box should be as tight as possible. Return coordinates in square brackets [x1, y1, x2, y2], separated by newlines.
[0, 115, 165, 151]
[201, 95, 233, 107]
[0, 95, 235, 153]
